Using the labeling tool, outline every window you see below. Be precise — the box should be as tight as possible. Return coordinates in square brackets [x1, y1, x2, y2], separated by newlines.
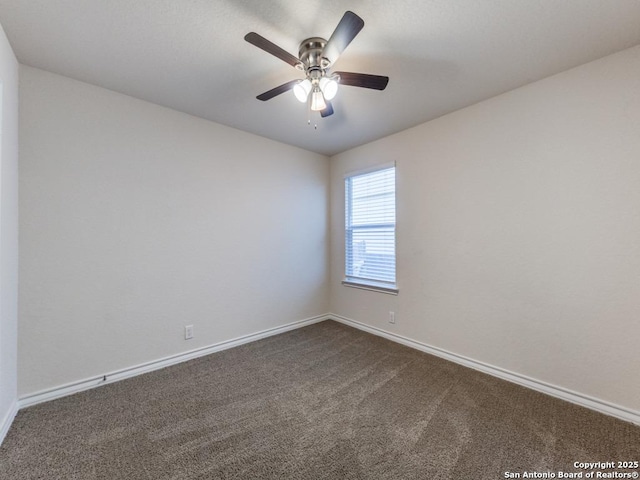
[344, 165, 397, 294]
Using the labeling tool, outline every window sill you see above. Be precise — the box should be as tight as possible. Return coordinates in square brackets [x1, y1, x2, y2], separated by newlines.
[342, 280, 398, 295]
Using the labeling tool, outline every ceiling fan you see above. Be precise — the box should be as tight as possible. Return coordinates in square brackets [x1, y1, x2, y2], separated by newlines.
[244, 11, 389, 118]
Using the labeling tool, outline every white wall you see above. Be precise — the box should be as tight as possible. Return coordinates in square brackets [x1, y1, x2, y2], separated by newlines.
[14, 40, 640, 419]
[0, 23, 19, 438]
[330, 45, 640, 413]
[19, 66, 329, 396]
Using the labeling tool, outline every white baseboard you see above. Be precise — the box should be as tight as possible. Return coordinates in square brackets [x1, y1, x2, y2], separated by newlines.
[0, 400, 18, 446]
[19, 314, 330, 409]
[17, 312, 640, 427]
[329, 313, 640, 426]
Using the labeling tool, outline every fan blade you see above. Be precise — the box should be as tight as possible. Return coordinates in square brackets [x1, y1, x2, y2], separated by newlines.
[245, 32, 302, 69]
[320, 100, 334, 117]
[335, 72, 389, 90]
[321, 11, 364, 65]
[256, 80, 300, 101]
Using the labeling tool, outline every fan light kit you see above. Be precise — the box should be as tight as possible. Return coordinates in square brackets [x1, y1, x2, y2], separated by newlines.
[245, 11, 389, 118]
[294, 75, 339, 108]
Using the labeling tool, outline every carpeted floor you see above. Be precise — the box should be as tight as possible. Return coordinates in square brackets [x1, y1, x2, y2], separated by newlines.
[1, 320, 638, 479]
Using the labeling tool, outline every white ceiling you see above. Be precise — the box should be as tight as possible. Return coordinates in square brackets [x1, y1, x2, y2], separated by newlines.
[1, 1, 640, 156]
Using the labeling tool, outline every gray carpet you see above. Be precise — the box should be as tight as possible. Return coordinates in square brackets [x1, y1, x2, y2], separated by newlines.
[1, 320, 638, 479]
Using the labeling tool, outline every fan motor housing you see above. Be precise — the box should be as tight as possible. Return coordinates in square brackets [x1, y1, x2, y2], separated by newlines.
[299, 37, 328, 70]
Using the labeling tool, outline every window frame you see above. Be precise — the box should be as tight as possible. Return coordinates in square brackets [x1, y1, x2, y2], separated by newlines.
[342, 163, 398, 295]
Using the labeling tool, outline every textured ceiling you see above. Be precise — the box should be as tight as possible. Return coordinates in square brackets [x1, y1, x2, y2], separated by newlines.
[1, 1, 640, 156]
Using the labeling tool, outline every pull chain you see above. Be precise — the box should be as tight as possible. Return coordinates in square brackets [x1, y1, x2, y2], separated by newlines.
[305, 98, 318, 131]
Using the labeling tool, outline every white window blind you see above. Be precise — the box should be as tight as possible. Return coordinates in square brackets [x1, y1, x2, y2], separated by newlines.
[345, 166, 396, 289]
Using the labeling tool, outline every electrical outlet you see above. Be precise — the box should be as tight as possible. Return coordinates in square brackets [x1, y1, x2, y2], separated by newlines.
[185, 325, 194, 340]
[389, 311, 396, 324]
